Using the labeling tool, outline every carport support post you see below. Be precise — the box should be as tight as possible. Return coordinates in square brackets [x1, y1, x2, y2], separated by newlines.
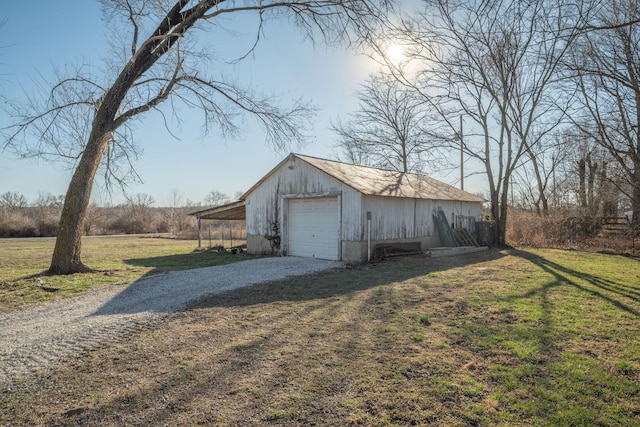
[367, 211, 372, 262]
[197, 217, 202, 249]
[460, 115, 464, 191]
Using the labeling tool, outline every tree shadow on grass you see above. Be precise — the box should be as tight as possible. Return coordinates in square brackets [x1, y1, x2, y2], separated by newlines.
[186, 249, 507, 311]
[27, 248, 639, 427]
[476, 248, 640, 424]
[123, 250, 251, 275]
[70, 249, 511, 426]
[28, 248, 640, 427]
[509, 248, 639, 317]
[494, 247, 638, 374]
[92, 246, 505, 317]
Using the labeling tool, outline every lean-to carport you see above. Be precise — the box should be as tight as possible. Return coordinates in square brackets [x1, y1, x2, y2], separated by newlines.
[188, 200, 246, 249]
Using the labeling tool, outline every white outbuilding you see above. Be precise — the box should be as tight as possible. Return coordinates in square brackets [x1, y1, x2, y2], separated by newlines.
[192, 153, 485, 262]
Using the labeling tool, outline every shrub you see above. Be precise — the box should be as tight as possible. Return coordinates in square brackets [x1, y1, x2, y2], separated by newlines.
[419, 314, 431, 326]
[0, 212, 38, 237]
[506, 209, 637, 255]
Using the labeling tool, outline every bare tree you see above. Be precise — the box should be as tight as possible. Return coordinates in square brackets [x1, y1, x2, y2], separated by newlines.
[566, 0, 640, 228]
[123, 193, 156, 234]
[204, 190, 229, 207]
[388, 0, 584, 244]
[331, 74, 444, 173]
[511, 135, 570, 214]
[578, 0, 640, 31]
[0, 191, 28, 213]
[164, 188, 188, 234]
[28, 192, 64, 236]
[2, 0, 391, 274]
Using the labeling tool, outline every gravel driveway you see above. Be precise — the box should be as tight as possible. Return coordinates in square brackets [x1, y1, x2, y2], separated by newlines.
[0, 257, 342, 389]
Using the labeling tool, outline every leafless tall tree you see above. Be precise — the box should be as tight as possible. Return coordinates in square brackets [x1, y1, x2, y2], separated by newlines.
[123, 192, 156, 234]
[204, 190, 229, 207]
[0, 192, 28, 214]
[2, 0, 392, 274]
[164, 188, 189, 234]
[331, 74, 445, 173]
[511, 135, 571, 215]
[387, 0, 584, 244]
[567, 0, 640, 228]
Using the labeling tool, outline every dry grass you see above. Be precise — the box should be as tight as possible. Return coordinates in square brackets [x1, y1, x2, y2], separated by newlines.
[507, 210, 639, 256]
[1, 248, 639, 426]
[0, 236, 249, 313]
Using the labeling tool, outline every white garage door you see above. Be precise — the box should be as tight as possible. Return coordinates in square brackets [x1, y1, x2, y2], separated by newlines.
[288, 197, 339, 260]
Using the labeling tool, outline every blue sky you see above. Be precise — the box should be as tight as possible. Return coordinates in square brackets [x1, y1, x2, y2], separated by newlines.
[1, 0, 474, 206]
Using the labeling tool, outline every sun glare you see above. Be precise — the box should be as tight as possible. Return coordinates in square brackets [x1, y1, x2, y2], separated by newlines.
[387, 44, 405, 64]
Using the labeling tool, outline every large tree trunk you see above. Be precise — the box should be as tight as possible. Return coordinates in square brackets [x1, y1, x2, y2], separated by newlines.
[46, 2, 211, 275]
[633, 160, 640, 232]
[48, 128, 112, 275]
[497, 180, 509, 246]
[489, 186, 507, 246]
[578, 158, 587, 208]
[526, 146, 549, 216]
[587, 158, 597, 216]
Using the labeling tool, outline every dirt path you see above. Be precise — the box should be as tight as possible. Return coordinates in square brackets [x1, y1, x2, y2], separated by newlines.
[0, 257, 342, 389]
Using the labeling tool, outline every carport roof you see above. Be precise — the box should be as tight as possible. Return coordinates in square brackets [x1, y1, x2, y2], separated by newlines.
[244, 153, 485, 203]
[188, 200, 246, 220]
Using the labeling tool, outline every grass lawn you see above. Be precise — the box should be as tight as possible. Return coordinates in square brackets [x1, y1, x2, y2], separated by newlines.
[1, 246, 639, 426]
[0, 235, 250, 313]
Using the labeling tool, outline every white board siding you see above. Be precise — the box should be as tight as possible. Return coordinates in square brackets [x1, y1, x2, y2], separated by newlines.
[244, 155, 484, 261]
[245, 158, 361, 239]
[437, 202, 482, 230]
[363, 197, 432, 241]
[361, 197, 481, 241]
[287, 197, 339, 260]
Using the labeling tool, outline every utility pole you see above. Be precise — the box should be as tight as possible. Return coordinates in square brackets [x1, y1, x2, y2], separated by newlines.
[459, 115, 464, 191]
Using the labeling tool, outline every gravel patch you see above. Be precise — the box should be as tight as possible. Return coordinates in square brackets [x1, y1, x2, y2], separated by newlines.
[0, 256, 342, 389]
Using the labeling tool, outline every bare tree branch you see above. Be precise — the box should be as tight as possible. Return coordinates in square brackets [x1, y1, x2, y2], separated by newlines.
[384, 0, 587, 242]
[1, 0, 392, 273]
[332, 74, 447, 173]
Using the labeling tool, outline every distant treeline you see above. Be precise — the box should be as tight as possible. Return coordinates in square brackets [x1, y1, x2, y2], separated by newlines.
[1, 191, 635, 256]
[0, 191, 244, 240]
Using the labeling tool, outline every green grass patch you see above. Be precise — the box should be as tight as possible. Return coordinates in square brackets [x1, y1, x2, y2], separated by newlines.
[418, 313, 431, 325]
[2, 247, 639, 426]
[410, 333, 425, 342]
[0, 236, 251, 312]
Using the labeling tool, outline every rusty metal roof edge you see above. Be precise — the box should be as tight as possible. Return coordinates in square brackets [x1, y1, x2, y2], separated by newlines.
[188, 200, 247, 217]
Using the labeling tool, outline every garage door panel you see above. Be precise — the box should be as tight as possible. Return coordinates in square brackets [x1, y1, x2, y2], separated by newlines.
[288, 197, 339, 260]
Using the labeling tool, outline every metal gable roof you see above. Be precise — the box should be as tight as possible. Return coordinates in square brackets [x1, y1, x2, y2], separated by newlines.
[240, 153, 484, 203]
[292, 154, 485, 203]
[189, 155, 483, 222]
